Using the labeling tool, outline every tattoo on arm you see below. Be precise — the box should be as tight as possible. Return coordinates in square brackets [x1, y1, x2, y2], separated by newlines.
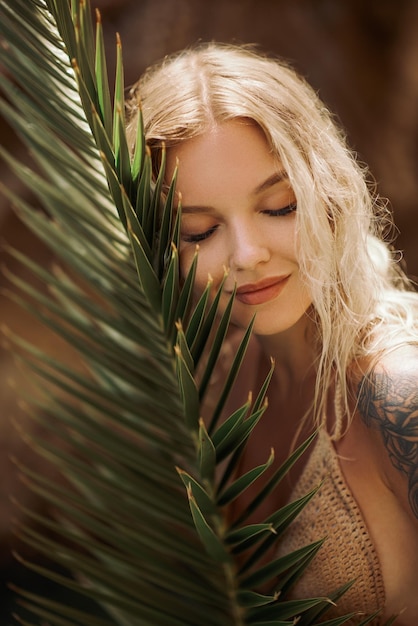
[358, 371, 418, 518]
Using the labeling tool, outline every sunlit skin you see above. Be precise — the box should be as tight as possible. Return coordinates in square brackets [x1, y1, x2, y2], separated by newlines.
[166, 120, 313, 374]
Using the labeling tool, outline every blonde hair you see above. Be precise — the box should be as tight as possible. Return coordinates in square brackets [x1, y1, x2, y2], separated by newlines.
[126, 43, 418, 437]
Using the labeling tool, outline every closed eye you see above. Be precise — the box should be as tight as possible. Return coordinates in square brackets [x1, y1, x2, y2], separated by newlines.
[182, 225, 218, 243]
[262, 202, 297, 217]
[182, 202, 297, 243]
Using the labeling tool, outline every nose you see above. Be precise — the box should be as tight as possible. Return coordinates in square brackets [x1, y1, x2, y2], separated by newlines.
[229, 221, 270, 272]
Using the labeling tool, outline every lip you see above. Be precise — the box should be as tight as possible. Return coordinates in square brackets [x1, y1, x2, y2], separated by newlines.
[235, 275, 290, 305]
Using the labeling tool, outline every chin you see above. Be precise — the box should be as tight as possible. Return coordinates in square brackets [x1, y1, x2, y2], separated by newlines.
[250, 308, 313, 337]
[231, 316, 292, 336]
[228, 294, 313, 335]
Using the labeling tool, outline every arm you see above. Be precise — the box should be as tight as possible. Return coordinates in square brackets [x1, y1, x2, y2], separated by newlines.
[357, 357, 418, 519]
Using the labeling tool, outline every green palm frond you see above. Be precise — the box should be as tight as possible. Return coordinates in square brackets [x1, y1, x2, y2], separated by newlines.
[0, 1, 387, 625]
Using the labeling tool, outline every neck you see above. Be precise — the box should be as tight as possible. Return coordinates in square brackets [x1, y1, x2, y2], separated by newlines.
[256, 314, 317, 398]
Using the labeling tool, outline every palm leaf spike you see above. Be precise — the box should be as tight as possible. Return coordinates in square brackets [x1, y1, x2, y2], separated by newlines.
[135, 146, 152, 232]
[175, 321, 194, 375]
[252, 357, 275, 413]
[231, 431, 318, 529]
[72, 56, 114, 155]
[174, 341, 200, 434]
[112, 32, 124, 153]
[208, 315, 257, 432]
[239, 539, 325, 592]
[77, 0, 95, 75]
[72, 7, 97, 111]
[236, 588, 280, 610]
[162, 242, 180, 333]
[112, 37, 134, 202]
[156, 154, 177, 275]
[179, 477, 247, 626]
[150, 142, 167, 241]
[215, 361, 274, 495]
[173, 239, 198, 328]
[198, 417, 217, 485]
[94, 9, 112, 135]
[217, 449, 275, 507]
[127, 226, 162, 313]
[210, 397, 253, 454]
[261, 541, 321, 599]
[215, 404, 268, 465]
[177, 469, 219, 520]
[296, 581, 357, 626]
[226, 523, 278, 552]
[172, 193, 183, 254]
[130, 101, 145, 185]
[114, 104, 133, 199]
[120, 182, 152, 261]
[245, 597, 334, 624]
[184, 480, 243, 626]
[238, 486, 323, 578]
[46, 0, 77, 62]
[69, 1, 95, 75]
[198, 283, 237, 400]
[98, 147, 128, 230]
[69, 0, 77, 21]
[184, 266, 212, 347]
[186, 486, 232, 564]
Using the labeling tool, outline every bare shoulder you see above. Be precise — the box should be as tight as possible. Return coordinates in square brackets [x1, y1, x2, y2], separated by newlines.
[355, 344, 418, 520]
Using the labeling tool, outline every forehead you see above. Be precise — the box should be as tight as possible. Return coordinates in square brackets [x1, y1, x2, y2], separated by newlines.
[166, 120, 285, 202]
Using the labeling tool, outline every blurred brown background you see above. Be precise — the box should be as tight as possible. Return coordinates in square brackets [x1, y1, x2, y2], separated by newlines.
[1, 0, 418, 616]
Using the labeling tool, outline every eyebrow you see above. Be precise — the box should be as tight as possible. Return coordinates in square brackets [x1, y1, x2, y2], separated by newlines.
[253, 170, 289, 194]
[180, 169, 289, 214]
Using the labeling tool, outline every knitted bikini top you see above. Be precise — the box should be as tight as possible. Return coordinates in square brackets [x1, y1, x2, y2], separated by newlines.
[277, 428, 386, 625]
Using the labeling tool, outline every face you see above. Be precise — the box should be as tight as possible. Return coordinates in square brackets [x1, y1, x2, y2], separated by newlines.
[166, 120, 312, 336]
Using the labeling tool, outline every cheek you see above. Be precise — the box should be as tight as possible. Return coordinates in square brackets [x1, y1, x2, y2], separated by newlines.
[179, 247, 209, 290]
[180, 245, 226, 295]
[276, 222, 299, 260]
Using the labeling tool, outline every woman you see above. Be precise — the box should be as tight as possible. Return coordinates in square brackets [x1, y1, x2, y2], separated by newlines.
[126, 44, 418, 624]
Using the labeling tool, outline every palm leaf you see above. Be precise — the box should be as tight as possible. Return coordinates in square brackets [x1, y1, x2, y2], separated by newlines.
[0, 1, 385, 625]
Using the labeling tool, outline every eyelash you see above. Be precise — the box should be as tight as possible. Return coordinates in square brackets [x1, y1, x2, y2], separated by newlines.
[262, 202, 297, 217]
[183, 226, 218, 243]
[182, 202, 297, 244]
